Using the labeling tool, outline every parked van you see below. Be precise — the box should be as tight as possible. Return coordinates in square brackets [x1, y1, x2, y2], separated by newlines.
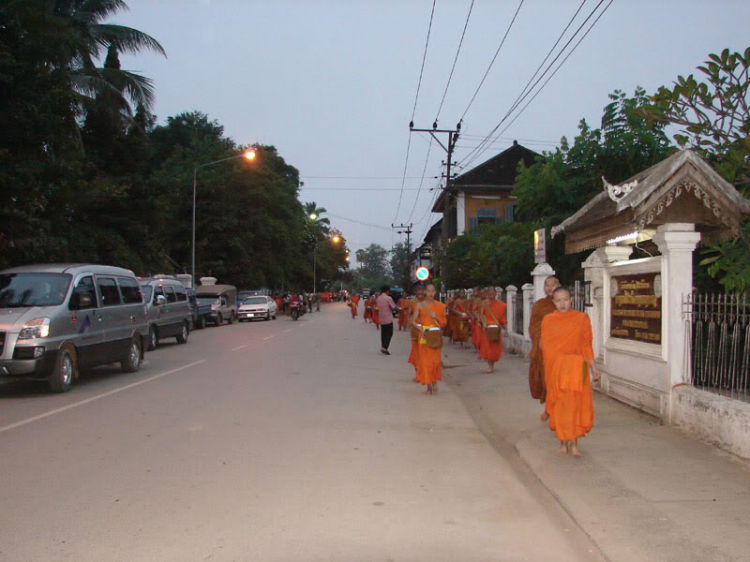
[195, 285, 238, 325]
[0, 264, 148, 392]
[138, 275, 192, 350]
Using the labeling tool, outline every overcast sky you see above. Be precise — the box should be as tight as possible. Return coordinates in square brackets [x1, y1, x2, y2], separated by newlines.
[116, 0, 749, 265]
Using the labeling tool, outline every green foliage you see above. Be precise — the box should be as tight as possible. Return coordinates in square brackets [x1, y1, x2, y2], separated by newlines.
[444, 222, 537, 289]
[389, 242, 412, 290]
[350, 244, 391, 292]
[0, 2, 330, 293]
[638, 47, 750, 291]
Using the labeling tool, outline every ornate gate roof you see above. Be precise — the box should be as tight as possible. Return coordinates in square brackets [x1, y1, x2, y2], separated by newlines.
[551, 150, 750, 253]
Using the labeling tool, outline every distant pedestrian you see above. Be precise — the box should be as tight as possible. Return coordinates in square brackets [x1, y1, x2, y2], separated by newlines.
[479, 287, 507, 373]
[376, 285, 396, 355]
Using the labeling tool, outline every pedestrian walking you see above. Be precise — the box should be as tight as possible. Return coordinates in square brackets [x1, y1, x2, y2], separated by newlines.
[376, 285, 396, 355]
[479, 287, 507, 373]
[412, 282, 447, 395]
[529, 276, 560, 421]
[541, 287, 600, 457]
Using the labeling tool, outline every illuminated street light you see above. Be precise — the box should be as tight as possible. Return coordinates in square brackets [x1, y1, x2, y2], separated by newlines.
[309, 213, 317, 220]
[312, 233, 343, 294]
[332, 235, 341, 244]
[192, 148, 257, 288]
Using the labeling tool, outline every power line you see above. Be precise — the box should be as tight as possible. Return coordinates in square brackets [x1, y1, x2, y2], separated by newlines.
[459, 0, 600, 169]
[300, 187, 429, 191]
[405, 136, 435, 223]
[396, 0, 438, 225]
[300, 175, 435, 180]
[327, 212, 394, 232]
[411, 0, 437, 122]
[491, 0, 616, 142]
[459, 0, 525, 122]
[434, 0, 476, 122]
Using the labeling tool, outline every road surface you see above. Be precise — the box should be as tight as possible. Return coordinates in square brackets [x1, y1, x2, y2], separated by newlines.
[0, 303, 604, 561]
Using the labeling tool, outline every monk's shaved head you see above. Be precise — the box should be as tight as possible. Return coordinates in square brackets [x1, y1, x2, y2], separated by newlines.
[544, 276, 561, 297]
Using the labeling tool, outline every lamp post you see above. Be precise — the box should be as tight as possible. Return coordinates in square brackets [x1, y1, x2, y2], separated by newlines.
[192, 149, 256, 288]
[309, 218, 341, 294]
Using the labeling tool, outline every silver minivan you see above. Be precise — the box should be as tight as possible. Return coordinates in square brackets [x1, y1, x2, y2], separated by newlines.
[0, 264, 148, 392]
[138, 276, 192, 350]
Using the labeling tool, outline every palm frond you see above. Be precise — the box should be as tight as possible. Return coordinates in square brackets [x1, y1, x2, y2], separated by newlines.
[94, 24, 166, 57]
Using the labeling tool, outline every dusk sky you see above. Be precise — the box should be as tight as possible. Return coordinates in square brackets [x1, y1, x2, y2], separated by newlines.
[116, 0, 749, 265]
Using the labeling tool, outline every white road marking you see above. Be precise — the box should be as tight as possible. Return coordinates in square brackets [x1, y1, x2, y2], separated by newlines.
[232, 344, 248, 351]
[263, 335, 274, 341]
[284, 329, 292, 333]
[0, 360, 206, 435]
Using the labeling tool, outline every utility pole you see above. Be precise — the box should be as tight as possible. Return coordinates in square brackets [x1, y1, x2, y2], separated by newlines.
[392, 222, 413, 288]
[408, 121, 461, 278]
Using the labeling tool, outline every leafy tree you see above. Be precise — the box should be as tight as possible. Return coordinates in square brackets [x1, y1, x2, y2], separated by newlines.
[389, 242, 412, 290]
[638, 47, 750, 291]
[513, 88, 673, 283]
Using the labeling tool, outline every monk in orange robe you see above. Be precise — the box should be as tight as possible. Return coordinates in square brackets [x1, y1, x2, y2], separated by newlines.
[529, 276, 560, 419]
[350, 294, 360, 319]
[363, 295, 372, 322]
[479, 287, 507, 373]
[542, 287, 600, 457]
[412, 282, 447, 395]
[407, 286, 426, 381]
[451, 289, 470, 347]
[469, 286, 482, 351]
[371, 294, 380, 330]
[397, 295, 409, 331]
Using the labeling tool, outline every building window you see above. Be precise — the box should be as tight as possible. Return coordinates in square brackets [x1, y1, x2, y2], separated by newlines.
[505, 204, 515, 222]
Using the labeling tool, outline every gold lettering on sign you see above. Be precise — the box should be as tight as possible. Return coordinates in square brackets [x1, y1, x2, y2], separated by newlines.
[610, 272, 662, 345]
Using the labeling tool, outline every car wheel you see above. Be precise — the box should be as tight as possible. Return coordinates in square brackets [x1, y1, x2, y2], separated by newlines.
[148, 325, 158, 350]
[198, 316, 206, 329]
[264, 312, 270, 321]
[176, 322, 189, 344]
[216, 313, 223, 326]
[121, 336, 142, 373]
[49, 346, 75, 393]
[228, 312, 236, 325]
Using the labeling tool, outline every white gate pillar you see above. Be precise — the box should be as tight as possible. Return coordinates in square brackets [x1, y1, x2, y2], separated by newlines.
[582, 246, 633, 359]
[652, 224, 701, 398]
[506, 285, 518, 334]
[522, 283, 534, 341]
[531, 262, 555, 302]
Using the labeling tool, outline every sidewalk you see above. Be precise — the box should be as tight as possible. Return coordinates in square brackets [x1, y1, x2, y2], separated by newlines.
[439, 341, 750, 562]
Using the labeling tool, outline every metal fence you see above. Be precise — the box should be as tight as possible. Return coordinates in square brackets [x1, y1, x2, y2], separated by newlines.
[683, 293, 750, 402]
[572, 280, 586, 312]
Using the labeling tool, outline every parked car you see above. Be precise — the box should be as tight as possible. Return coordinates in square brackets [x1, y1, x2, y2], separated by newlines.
[238, 296, 278, 321]
[195, 285, 238, 325]
[0, 264, 148, 392]
[237, 290, 258, 302]
[139, 276, 192, 350]
[186, 288, 212, 330]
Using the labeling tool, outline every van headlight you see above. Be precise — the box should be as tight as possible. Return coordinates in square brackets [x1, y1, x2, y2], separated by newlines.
[19, 318, 51, 339]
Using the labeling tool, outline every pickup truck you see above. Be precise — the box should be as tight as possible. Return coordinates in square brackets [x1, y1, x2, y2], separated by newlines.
[187, 288, 212, 329]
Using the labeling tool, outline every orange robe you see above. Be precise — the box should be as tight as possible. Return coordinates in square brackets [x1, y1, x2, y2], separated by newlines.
[479, 300, 507, 362]
[350, 295, 359, 318]
[371, 297, 380, 325]
[469, 300, 481, 350]
[444, 298, 454, 340]
[541, 310, 595, 441]
[452, 299, 470, 343]
[416, 301, 447, 386]
[528, 296, 556, 402]
[398, 298, 409, 329]
[363, 297, 371, 321]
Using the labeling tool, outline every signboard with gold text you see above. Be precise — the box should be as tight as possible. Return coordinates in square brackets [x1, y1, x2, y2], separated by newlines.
[610, 273, 662, 344]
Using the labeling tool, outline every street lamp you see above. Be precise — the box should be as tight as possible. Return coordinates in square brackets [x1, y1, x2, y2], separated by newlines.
[312, 234, 341, 295]
[192, 150, 256, 288]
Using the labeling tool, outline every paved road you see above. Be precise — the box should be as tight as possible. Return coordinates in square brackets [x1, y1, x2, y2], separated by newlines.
[0, 303, 605, 562]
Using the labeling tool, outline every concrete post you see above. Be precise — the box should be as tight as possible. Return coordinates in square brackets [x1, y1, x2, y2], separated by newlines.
[531, 262, 555, 302]
[522, 283, 534, 341]
[506, 285, 518, 334]
[582, 246, 633, 359]
[652, 224, 701, 401]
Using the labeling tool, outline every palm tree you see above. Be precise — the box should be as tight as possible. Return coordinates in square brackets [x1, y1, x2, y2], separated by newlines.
[304, 201, 331, 227]
[2, 0, 166, 114]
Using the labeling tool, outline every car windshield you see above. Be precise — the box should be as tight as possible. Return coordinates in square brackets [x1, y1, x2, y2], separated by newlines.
[242, 297, 266, 305]
[197, 296, 220, 305]
[0, 273, 72, 307]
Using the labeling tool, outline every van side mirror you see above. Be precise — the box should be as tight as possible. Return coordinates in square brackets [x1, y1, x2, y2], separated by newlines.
[155, 295, 167, 306]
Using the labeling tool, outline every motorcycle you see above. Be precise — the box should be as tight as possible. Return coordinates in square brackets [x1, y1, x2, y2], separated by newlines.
[290, 301, 304, 321]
